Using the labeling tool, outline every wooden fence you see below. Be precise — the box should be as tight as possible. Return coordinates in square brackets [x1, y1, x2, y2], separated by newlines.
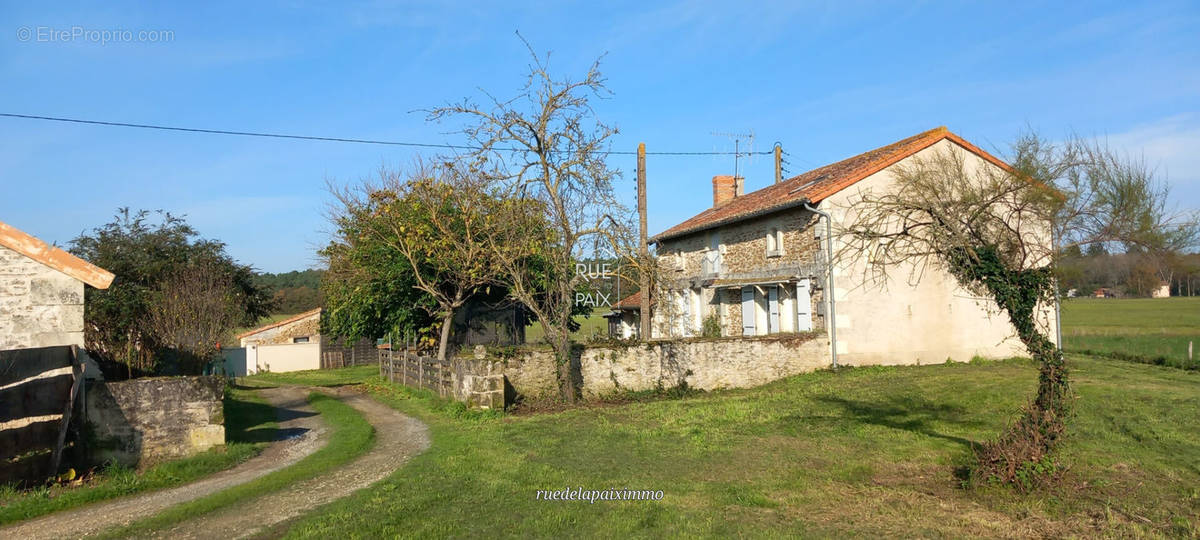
[321, 338, 377, 370]
[378, 349, 453, 398]
[0, 345, 83, 486]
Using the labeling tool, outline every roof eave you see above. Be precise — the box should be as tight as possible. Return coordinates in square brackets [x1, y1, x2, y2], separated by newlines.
[651, 197, 815, 244]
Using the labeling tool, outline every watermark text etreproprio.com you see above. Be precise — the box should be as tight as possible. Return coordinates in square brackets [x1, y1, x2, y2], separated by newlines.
[16, 26, 174, 44]
[536, 487, 664, 503]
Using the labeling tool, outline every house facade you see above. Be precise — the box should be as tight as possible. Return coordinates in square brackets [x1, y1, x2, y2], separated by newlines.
[651, 127, 1055, 366]
[0, 219, 114, 351]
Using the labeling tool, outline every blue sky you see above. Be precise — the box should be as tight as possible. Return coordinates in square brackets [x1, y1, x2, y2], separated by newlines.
[2, 1, 1197, 272]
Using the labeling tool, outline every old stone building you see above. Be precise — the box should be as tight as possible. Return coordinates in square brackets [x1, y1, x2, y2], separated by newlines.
[237, 308, 322, 347]
[650, 127, 1056, 366]
[0, 219, 114, 351]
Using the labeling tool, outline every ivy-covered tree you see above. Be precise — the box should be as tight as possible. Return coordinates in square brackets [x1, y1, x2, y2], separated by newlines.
[837, 133, 1198, 487]
[69, 209, 273, 378]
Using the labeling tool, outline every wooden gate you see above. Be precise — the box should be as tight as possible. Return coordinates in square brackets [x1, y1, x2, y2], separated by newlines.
[0, 345, 83, 486]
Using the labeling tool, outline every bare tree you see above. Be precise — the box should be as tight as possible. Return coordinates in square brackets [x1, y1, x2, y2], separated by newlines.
[836, 132, 1197, 487]
[429, 41, 631, 401]
[146, 259, 244, 374]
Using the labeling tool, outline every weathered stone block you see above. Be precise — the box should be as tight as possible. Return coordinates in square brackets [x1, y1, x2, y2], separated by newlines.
[30, 275, 83, 305]
[0, 277, 30, 296]
[86, 376, 226, 468]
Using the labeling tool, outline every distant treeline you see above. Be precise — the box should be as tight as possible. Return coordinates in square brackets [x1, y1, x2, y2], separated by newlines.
[1058, 246, 1200, 297]
[254, 269, 324, 314]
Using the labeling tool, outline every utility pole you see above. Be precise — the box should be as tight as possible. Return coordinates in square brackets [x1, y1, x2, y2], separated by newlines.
[774, 144, 783, 184]
[637, 142, 651, 340]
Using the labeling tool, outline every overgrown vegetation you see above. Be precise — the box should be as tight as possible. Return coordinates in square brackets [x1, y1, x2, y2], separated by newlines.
[70, 209, 273, 377]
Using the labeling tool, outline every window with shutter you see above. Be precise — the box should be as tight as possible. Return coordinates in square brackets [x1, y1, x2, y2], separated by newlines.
[795, 279, 813, 332]
[741, 287, 756, 336]
[768, 286, 780, 333]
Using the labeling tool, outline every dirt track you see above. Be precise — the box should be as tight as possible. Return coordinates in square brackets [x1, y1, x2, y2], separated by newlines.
[0, 385, 429, 540]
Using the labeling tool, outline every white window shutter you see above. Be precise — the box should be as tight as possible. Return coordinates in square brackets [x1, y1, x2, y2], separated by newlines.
[795, 279, 813, 332]
[768, 286, 780, 333]
[741, 287, 756, 336]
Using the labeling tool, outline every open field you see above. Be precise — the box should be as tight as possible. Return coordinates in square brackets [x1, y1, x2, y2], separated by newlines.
[1062, 297, 1199, 369]
[258, 356, 1200, 537]
[525, 308, 611, 343]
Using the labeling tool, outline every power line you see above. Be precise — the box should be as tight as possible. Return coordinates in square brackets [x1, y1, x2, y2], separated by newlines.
[0, 113, 775, 156]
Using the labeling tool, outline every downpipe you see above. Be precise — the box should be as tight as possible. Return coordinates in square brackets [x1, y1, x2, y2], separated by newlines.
[803, 201, 837, 369]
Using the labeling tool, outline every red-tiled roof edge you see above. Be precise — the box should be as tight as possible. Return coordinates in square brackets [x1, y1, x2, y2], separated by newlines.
[651, 127, 1014, 243]
[614, 290, 641, 309]
[237, 307, 322, 339]
[0, 219, 115, 289]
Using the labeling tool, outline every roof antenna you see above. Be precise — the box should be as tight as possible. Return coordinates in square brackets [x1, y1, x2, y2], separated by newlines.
[711, 130, 755, 179]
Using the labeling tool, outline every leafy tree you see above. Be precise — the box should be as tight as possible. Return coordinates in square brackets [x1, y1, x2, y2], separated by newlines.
[321, 205, 436, 347]
[429, 42, 636, 401]
[69, 209, 273, 377]
[837, 133, 1197, 487]
[329, 162, 516, 361]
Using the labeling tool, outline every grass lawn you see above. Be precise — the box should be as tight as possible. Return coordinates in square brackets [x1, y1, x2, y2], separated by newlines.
[262, 356, 1199, 537]
[100, 389, 374, 538]
[0, 385, 274, 525]
[525, 308, 611, 343]
[1062, 297, 1200, 368]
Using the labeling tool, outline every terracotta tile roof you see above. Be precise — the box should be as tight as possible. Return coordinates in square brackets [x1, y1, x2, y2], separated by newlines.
[0, 219, 115, 289]
[238, 307, 322, 339]
[613, 290, 641, 310]
[652, 127, 1013, 243]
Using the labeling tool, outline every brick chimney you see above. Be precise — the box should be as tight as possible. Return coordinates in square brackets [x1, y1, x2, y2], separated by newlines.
[712, 175, 744, 207]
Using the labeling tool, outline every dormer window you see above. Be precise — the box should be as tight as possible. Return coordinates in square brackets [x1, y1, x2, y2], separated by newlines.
[766, 227, 784, 258]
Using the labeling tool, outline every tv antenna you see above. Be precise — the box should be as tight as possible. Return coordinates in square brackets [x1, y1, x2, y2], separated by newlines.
[711, 130, 756, 179]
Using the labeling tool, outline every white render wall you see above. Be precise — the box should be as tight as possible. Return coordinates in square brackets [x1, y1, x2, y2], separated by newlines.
[822, 138, 1057, 365]
[254, 342, 320, 373]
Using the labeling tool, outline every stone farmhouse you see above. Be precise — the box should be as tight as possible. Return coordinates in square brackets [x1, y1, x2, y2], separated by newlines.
[0, 219, 114, 353]
[649, 127, 1055, 366]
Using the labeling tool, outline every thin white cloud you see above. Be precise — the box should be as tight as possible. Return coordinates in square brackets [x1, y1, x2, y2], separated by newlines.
[1105, 114, 1200, 194]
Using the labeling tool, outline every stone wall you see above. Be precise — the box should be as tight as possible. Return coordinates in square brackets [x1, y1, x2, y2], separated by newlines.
[239, 310, 321, 346]
[463, 333, 829, 403]
[0, 245, 86, 350]
[578, 334, 828, 398]
[86, 376, 225, 468]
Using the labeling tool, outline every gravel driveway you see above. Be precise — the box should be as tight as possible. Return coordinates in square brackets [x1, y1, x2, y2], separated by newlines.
[1, 384, 429, 540]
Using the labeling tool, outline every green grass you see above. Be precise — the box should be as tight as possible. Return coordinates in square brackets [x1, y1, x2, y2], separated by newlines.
[99, 391, 374, 538]
[248, 365, 379, 388]
[1062, 297, 1200, 368]
[268, 357, 1199, 538]
[525, 308, 610, 343]
[0, 386, 275, 525]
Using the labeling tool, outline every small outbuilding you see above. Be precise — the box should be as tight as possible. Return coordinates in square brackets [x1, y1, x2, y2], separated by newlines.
[223, 308, 375, 375]
[603, 291, 642, 339]
[0, 219, 113, 357]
